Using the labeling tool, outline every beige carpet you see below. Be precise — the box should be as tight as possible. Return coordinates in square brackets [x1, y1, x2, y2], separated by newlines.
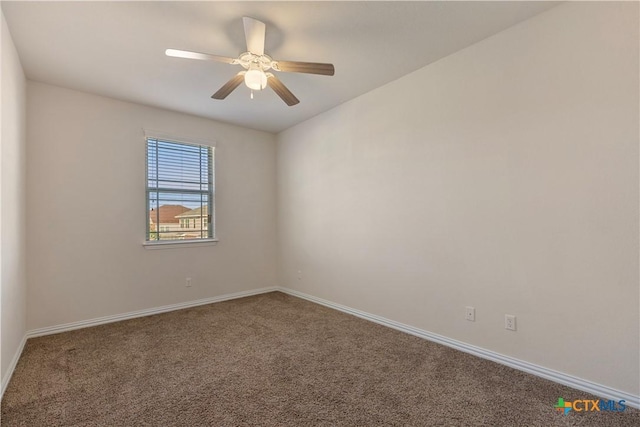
[1, 292, 637, 426]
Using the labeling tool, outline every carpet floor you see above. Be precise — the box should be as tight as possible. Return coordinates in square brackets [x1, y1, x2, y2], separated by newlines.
[1, 292, 637, 426]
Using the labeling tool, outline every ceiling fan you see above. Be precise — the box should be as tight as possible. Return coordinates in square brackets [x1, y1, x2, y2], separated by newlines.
[166, 17, 335, 106]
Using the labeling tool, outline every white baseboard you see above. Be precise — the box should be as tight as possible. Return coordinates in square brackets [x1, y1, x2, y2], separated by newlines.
[276, 287, 640, 410]
[27, 286, 278, 338]
[1, 335, 27, 399]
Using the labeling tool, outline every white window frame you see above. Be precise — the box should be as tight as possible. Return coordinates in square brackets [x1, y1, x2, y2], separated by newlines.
[143, 129, 218, 249]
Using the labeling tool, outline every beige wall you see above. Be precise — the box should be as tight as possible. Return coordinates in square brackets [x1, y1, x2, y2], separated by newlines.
[26, 82, 277, 330]
[1, 11, 28, 385]
[277, 2, 639, 395]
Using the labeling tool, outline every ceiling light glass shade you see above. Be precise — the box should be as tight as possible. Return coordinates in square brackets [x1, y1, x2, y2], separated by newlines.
[244, 69, 267, 91]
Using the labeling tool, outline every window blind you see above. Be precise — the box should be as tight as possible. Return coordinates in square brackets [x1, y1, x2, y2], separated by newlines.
[146, 138, 214, 241]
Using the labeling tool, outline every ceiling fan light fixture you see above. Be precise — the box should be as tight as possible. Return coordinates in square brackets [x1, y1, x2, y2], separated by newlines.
[244, 67, 267, 91]
[169, 17, 334, 105]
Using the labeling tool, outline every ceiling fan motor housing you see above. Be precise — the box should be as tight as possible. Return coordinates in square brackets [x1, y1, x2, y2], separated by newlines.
[237, 52, 274, 91]
[237, 52, 274, 72]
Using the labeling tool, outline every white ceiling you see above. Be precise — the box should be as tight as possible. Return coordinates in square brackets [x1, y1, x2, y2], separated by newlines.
[2, 1, 559, 133]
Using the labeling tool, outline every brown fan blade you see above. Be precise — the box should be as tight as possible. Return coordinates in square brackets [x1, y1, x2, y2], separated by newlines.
[273, 60, 335, 76]
[166, 49, 236, 64]
[266, 74, 299, 106]
[212, 73, 245, 100]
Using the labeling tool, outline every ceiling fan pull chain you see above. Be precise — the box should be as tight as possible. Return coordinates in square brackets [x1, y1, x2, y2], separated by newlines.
[250, 89, 254, 99]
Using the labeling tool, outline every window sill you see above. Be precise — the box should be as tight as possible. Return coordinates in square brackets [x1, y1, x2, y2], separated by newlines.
[143, 239, 219, 250]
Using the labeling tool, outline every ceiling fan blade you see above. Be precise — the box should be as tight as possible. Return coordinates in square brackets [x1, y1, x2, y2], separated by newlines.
[242, 17, 266, 56]
[212, 73, 245, 100]
[273, 60, 335, 76]
[166, 49, 235, 64]
[266, 74, 299, 106]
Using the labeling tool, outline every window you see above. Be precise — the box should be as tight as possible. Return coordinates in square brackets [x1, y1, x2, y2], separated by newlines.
[146, 136, 214, 243]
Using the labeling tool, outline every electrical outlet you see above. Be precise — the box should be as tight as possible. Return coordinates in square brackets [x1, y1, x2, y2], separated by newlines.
[297, 270, 302, 280]
[465, 306, 475, 322]
[186, 278, 192, 287]
[505, 314, 516, 331]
